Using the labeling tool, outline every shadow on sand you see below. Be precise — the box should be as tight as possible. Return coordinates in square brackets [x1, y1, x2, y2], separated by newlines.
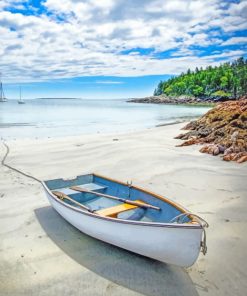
[35, 206, 199, 296]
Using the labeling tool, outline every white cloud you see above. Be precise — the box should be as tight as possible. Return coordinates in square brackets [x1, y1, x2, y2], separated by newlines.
[221, 37, 247, 45]
[0, 0, 246, 83]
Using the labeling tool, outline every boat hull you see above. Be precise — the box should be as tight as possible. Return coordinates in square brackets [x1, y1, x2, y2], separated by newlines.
[44, 188, 203, 267]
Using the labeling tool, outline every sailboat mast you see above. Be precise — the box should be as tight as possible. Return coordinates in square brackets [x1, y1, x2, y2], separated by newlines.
[0, 72, 7, 102]
[0, 73, 2, 100]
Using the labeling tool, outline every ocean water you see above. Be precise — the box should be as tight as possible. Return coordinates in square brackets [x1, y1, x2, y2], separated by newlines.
[0, 99, 210, 139]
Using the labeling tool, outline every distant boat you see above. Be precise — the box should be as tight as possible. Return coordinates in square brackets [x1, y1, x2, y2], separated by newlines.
[18, 86, 25, 104]
[42, 173, 208, 267]
[0, 73, 7, 102]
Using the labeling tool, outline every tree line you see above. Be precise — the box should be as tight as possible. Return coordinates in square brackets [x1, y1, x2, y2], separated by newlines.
[154, 57, 247, 98]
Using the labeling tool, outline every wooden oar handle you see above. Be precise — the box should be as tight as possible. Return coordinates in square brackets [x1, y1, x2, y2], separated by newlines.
[124, 199, 160, 211]
[52, 191, 94, 213]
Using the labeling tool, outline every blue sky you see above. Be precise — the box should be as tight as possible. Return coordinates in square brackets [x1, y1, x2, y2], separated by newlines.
[4, 75, 171, 99]
[0, 0, 246, 99]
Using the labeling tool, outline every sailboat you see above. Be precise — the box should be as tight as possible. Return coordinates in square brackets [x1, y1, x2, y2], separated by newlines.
[0, 73, 7, 102]
[18, 86, 25, 104]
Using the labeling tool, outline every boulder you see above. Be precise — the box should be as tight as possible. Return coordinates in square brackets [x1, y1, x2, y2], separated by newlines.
[175, 97, 247, 163]
[237, 155, 247, 163]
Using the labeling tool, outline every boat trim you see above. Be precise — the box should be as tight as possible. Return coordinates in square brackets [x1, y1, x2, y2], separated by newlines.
[42, 174, 202, 229]
[94, 173, 199, 223]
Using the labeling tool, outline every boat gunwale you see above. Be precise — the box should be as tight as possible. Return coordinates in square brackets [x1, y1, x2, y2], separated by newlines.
[42, 173, 202, 229]
[93, 173, 197, 222]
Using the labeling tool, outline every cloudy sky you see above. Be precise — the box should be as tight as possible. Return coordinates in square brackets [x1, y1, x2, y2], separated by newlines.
[1, 0, 247, 98]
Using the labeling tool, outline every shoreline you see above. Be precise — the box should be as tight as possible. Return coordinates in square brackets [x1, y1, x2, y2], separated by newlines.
[1, 122, 187, 144]
[1, 123, 246, 296]
[129, 100, 216, 107]
[0, 118, 186, 130]
[127, 95, 223, 106]
[0, 118, 198, 141]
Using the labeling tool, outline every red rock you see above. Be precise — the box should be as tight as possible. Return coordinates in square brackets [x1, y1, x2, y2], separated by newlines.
[232, 152, 244, 161]
[207, 146, 215, 154]
[223, 154, 232, 161]
[177, 138, 198, 146]
[237, 155, 247, 163]
[199, 145, 209, 153]
[223, 153, 236, 161]
[213, 147, 220, 155]
[224, 147, 233, 155]
[176, 98, 247, 163]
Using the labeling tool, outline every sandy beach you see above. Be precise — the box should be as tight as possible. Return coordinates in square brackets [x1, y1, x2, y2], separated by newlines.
[0, 122, 247, 296]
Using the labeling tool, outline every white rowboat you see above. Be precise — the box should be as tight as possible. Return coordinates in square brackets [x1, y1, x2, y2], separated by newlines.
[42, 173, 208, 267]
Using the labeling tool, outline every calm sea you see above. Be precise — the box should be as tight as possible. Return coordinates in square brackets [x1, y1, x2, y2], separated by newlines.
[0, 99, 210, 139]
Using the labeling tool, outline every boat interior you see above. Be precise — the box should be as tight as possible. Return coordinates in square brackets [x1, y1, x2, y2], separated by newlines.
[44, 174, 191, 224]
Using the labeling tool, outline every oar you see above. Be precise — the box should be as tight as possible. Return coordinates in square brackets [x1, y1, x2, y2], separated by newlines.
[52, 191, 95, 213]
[70, 186, 161, 211]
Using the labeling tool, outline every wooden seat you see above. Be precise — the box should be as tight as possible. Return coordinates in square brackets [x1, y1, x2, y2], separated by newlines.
[96, 200, 144, 218]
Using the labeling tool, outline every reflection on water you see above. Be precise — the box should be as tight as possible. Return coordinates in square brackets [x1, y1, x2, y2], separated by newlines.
[0, 99, 210, 139]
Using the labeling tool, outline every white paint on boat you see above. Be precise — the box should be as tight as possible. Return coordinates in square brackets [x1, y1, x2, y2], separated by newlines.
[43, 183, 204, 267]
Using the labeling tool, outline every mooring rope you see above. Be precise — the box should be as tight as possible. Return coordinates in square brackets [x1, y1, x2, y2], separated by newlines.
[170, 212, 209, 227]
[170, 212, 209, 255]
[1, 141, 42, 183]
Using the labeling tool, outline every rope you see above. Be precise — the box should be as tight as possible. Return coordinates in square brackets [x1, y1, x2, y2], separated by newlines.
[201, 227, 208, 255]
[170, 212, 209, 227]
[170, 212, 209, 255]
[1, 141, 42, 183]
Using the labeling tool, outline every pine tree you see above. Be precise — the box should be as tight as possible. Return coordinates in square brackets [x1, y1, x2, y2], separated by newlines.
[155, 57, 247, 98]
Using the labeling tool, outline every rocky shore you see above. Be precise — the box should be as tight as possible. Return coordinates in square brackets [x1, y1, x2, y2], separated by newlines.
[175, 96, 247, 163]
[128, 94, 232, 106]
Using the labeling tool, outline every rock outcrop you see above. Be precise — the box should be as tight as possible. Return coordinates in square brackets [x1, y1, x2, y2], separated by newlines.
[128, 95, 214, 105]
[128, 94, 235, 105]
[175, 96, 247, 163]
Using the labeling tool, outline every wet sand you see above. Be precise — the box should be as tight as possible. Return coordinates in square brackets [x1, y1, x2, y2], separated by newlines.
[0, 123, 246, 296]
